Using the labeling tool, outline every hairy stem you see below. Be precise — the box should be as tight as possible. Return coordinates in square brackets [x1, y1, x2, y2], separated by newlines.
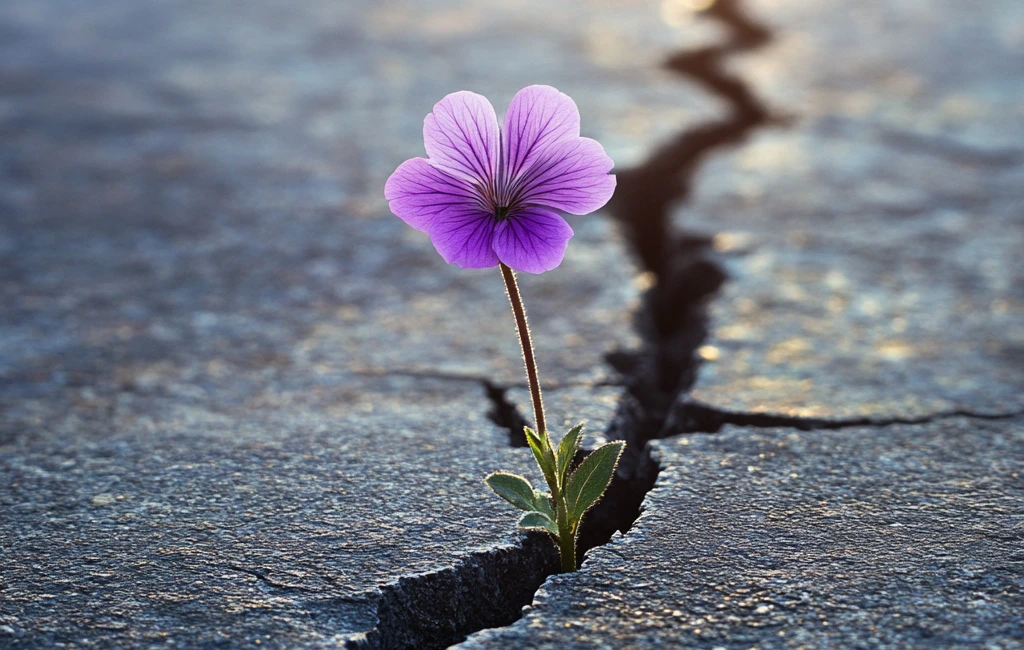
[556, 517, 577, 573]
[500, 263, 547, 440]
[500, 263, 577, 571]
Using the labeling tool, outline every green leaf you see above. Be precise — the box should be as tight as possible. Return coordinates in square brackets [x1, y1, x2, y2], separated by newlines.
[524, 426, 547, 468]
[531, 490, 555, 520]
[564, 441, 625, 525]
[524, 425, 543, 448]
[555, 423, 586, 488]
[485, 472, 537, 511]
[518, 511, 558, 535]
[524, 426, 557, 492]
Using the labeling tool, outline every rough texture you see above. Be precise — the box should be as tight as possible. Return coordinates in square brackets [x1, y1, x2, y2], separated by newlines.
[0, 0, 711, 401]
[460, 418, 1024, 649]
[3, 0, 1024, 647]
[503, 385, 625, 449]
[681, 0, 1024, 418]
[0, 383, 561, 648]
[0, 0, 679, 646]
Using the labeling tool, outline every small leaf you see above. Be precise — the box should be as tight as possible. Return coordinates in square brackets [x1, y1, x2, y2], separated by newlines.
[524, 426, 547, 470]
[555, 423, 585, 488]
[564, 441, 625, 525]
[518, 511, 558, 535]
[485, 472, 537, 511]
[524, 425, 545, 450]
[524, 426, 558, 491]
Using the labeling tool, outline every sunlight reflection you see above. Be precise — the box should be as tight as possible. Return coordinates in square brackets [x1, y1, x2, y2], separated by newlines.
[660, 0, 716, 28]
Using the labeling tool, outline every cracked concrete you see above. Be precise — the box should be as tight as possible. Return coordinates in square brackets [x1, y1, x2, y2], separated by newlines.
[668, 400, 1024, 436]
[458, 417, 1024, 650]
[0, 380, 554, 648]
[469, 1, 1024, 648]
[0, 0, 705, 647]
[681, 0, 1024, 420]
[2, 0, 1023, 648]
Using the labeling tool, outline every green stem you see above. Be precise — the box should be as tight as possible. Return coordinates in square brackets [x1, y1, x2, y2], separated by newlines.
[557, 533, 576, 572]
[501, 263, 578, 571]
[555, 503, 577, 573]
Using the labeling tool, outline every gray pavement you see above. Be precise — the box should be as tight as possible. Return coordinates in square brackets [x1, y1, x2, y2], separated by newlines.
[1, 1, 659, 646]
[2, 385, 551, 648]
[460, 418, 1024, 650]
[682, 0, 1024, 420]
[1, 0, 1022, 648]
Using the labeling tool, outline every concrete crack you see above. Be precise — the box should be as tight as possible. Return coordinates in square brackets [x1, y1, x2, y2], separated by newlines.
[344, 537, 557, 650]
[665, 400, 1024, 436]
[357, 1, 778, 647]
[482, 380, 530, 448]
[359, 2, 1020, 647]
[578, 0, 775, 559]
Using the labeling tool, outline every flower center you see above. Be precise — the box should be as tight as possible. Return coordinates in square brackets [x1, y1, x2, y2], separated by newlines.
[494, 205, 512, 222]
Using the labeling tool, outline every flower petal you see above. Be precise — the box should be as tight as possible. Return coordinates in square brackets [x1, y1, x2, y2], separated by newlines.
[492, 207, 573, 274]
[514, 137, 616, 215]
[502, 85, 581, 180]
[424, 91, 500, 185]
[429, 205, 500, 269]
[385, 157, 483, 232]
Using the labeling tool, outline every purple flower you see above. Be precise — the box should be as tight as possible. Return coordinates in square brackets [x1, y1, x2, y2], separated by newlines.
[385, 85, 616, 274]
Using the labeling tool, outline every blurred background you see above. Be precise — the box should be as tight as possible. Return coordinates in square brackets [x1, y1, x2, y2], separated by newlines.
[2, 0, 1022, 432]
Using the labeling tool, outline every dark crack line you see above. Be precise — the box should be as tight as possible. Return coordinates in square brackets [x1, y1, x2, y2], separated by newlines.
[609, 0, 773, 278]
[219, 562, 374, 605]
[359, 369, 614, 450]
[483, 380, 530, 448]
[483, 378, 623, 448]
[344, 537, 557, 650]
[351, 2, 778, 648]
[665, 400, 1024, 436]
[577, 0, 776, 560]
[360, 2, 1024, 647]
